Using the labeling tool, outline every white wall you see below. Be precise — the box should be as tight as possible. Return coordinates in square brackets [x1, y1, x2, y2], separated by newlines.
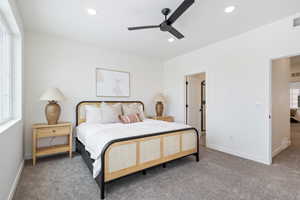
[0, 0, 24, 200]
[0, 121, 24, 200]
[163, 13, 300, 164]
[24, 32, 164, 158]
[271, 58, 291, 157]
[290, 61, 300, 82]
[290, 62, 300, 73]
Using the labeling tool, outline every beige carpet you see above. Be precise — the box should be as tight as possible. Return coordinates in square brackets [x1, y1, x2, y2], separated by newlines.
[272, 123, 300, 170]
[13, 126, 300, 200]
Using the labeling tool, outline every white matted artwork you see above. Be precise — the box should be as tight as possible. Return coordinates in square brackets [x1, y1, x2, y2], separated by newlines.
[96, 68, 130, 97]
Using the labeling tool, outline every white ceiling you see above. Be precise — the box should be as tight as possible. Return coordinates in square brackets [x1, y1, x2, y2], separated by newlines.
[17, 0, 300, 60]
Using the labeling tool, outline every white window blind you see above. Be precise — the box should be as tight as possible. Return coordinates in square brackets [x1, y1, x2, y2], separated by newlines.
[0, 19, 12, 124]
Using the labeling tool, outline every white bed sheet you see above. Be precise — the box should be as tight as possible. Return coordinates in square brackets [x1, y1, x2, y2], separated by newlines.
[76, 119, 191, 178]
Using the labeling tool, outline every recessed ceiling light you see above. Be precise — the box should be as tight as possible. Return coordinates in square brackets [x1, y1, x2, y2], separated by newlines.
[224, 6, 235, 13]
[168, 38, 175, 43]
[87, 8, 97, 15]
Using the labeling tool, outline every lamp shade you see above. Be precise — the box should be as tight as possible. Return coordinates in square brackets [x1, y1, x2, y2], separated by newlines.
[40, 88, 65, 101]
[154, 93, 166, 103]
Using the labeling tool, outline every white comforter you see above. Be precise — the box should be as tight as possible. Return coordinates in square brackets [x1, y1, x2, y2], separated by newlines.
[76, 119, 191, 178]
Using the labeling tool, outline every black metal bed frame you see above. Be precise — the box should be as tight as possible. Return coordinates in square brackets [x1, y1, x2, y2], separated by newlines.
[75, 101, 200, 199]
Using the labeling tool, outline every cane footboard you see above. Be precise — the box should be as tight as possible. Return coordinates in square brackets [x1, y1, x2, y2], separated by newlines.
[104, 129, 197, 181]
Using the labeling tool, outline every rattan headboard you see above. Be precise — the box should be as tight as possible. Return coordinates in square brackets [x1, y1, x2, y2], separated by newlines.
[75, 101, 145, 126]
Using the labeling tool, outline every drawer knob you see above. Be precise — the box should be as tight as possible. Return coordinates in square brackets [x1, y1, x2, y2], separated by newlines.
[52, 130, 56, 133]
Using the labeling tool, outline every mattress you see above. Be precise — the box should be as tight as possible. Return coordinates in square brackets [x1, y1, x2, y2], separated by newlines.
[76, 119, 191, 177]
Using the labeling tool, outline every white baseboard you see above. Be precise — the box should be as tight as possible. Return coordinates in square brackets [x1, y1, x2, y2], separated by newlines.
[207, 143, 270, 165]
[272, 138, 291, 157]
[7, 160, 24, 200]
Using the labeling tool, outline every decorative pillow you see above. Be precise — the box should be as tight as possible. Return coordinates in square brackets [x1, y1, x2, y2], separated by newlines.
[119, 113, 142, 124]
[122, 103, 145, 120]
[85, 105, 102, 124]
[101, 103, 122, 123]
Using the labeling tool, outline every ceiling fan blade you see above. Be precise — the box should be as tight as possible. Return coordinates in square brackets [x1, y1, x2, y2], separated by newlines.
[128, 25, 160, 30]
[168, 26, 184, 39]
[167, 0, 194, 25]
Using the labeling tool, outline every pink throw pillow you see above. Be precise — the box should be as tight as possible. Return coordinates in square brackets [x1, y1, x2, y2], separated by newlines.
[119, 113, 142, 124]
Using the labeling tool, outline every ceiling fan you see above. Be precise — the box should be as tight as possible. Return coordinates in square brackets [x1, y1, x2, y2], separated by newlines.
[128, 0, 195, 40]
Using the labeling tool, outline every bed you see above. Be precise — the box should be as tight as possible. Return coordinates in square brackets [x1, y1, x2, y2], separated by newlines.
[75, 101, 199, 199]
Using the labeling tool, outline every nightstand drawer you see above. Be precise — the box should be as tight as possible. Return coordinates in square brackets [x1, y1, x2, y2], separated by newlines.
[160, 116, 174, 122]
[148, 116, 174, 122]
[37, 126, 70, 138]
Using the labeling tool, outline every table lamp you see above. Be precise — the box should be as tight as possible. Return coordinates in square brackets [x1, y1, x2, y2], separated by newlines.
[40, 88, 65, 125]
[154, 93, 166, 117]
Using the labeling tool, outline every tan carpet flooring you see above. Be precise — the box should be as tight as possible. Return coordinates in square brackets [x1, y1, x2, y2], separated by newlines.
[13, 125, 300, 200]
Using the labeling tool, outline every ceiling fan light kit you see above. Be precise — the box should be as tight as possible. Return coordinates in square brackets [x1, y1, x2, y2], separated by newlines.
[128, 0, 195, 40]
[168, 37, 175, 43]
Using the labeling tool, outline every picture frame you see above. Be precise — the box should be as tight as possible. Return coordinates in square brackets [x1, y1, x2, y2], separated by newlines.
[96, 68, 130, 97]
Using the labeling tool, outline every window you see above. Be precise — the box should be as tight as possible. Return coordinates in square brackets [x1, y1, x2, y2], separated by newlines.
[290, 88, 300, 108]
[0, 16, 12, 124]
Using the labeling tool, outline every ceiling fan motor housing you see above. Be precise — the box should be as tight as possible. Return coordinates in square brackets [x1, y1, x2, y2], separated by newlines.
[160, 22, 171, 32]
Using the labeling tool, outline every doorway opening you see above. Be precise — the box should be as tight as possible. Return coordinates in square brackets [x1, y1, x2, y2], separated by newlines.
[271, 55, 300, 164]
[185, 72, 206, 146]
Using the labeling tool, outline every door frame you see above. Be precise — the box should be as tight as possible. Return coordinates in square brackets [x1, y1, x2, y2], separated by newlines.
[201, 80, 206, 132]
[184, 72, 206, 127]
[268, 52, 300, 165]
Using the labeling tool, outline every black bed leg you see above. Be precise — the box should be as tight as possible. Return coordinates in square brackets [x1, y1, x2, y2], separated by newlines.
[100, 177, 105, 199]
[162, 163, 166, 168]
[142, 170, 147, 175]
[76, 146, 80, 153]
[75, 141, 80, 153]
[101, 183, 105, 199]
[195, 153, 199, 162]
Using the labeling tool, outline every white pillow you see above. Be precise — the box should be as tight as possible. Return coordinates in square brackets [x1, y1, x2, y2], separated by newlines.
[122, 103, 145, 120]
[85, 105, 102, 124]
[101, 103, 122, 123]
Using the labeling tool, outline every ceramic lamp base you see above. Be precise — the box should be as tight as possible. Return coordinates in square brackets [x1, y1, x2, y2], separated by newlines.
[155, 102, 164, 117]
[45, 101, 61, 125]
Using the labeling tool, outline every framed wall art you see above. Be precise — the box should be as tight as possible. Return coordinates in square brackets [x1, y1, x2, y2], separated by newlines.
[96, 68, 130, 97]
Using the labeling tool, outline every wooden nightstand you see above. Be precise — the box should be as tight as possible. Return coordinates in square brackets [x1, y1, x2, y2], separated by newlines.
[148, 116, 174, 122]
[32, 122, 73, 165]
